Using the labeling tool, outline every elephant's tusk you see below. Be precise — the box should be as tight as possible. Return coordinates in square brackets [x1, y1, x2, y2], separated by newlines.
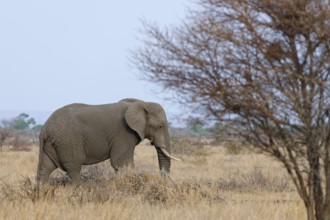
[160, 148, 182, 162]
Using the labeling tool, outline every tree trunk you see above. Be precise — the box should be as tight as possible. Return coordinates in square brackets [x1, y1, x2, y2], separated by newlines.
[324, 193, 330, 220]
[323, 142, 330, 220]
[307, 201, 316, 220]
[306, 137, 324, 220]
[312, 156, 324, 220]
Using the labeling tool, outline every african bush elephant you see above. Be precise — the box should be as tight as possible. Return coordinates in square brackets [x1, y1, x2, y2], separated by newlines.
[36, 98, 180, 182]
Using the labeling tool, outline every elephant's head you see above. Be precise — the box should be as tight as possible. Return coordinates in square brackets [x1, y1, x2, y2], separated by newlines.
[124, 100, 181, 173]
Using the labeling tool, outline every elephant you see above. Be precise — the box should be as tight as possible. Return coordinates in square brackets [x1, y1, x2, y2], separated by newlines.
[36, 98, 181, 182]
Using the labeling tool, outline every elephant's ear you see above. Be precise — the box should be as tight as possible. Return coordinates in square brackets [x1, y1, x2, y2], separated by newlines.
[125, 102, 147, 140]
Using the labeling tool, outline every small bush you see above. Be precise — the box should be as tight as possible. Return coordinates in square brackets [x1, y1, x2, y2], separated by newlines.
[0, 177, 59, 202]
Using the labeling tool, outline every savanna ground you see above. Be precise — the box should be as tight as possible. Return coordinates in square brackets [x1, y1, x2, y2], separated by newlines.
[0, 139, 305, 220]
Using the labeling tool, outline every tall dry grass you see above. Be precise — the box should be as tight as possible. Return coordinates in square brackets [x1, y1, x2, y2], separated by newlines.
[0, 140, 305, 220]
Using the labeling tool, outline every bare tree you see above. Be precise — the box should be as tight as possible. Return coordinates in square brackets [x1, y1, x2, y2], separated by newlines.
[132, 0, 330, 219]
[0, 128, 12, 151]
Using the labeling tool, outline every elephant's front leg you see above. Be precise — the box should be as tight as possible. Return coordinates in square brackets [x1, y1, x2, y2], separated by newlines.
[110, 144, 135, 172]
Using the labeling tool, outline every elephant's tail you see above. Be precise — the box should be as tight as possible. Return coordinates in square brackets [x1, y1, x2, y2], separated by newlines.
[37, 137, 63, 175]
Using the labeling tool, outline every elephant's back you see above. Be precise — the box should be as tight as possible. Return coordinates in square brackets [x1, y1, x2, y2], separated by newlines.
[41, 104, 85, 138]
[41, 102, 129, 136]
[45, 103, 87, 123]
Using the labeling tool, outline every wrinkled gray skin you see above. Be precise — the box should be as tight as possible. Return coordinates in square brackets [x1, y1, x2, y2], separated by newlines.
[36, 98, 179, 182]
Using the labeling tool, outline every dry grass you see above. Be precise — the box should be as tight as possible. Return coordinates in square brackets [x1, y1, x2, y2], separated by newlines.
[0, 141, 305, 220]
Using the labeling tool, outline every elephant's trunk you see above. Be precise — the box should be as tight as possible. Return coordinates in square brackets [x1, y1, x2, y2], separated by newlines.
[155, 129, 181, 174]
[156, 147, 171, 173]
[159, 130, 172, 173]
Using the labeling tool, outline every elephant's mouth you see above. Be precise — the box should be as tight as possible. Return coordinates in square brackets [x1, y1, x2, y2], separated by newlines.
[148, 137, 154, 145]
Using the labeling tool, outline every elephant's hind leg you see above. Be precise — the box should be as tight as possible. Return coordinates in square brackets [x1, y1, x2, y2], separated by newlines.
[56, 139, 85, 182]
[36, 151, 57, 182]
[62, 162, 82, 182]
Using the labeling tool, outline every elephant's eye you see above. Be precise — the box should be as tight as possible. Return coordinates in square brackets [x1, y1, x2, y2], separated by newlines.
[159, 124, 164, 129]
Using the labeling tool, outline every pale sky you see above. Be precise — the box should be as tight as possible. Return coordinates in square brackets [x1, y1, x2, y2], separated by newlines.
[0, 0, 190, 122]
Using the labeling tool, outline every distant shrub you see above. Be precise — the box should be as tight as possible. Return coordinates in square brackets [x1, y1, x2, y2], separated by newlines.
[217, 166, 292, 193]
[13, 140, 31, 151]
[171, 135, 206, 157]
[7, 134, 32, 151]
[223, 140, 245, 155]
